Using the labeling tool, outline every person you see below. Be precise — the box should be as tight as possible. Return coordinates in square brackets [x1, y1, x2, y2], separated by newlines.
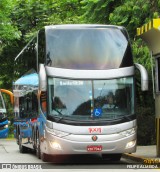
[52, 96, 66, 110]
[103, 92, 116, 109]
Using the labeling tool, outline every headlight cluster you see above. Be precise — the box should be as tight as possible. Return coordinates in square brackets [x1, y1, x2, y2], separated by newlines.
[119, 127, 136, 137]
[47, 127, 70, 138]
[52, 129, 70, 138]
[126, 140, 136, 149]
[0, 125, 8, 130]
[49, 141, 62, 150]
[4, 125, 8, 129]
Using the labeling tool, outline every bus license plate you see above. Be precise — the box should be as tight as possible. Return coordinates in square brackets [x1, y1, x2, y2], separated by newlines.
[87, 145, 102, 152]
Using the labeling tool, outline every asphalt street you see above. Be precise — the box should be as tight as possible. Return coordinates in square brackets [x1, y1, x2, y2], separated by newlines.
[0, 139, 158, 172]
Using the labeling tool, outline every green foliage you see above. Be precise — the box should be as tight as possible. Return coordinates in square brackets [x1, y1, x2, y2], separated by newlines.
[11, 0, 84, 40]
[81, 0, 120, 23]
[0, 0, 21, 42]
[109, 0, 152, 39]
[0, 0, 85, 88]
[137, 106, 156, 145]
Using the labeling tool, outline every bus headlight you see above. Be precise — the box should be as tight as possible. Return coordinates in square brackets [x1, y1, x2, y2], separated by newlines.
[126, 140, 136, 149]
[119, 128, 136, 137]
[4, 125, 8, 129]
[49, 141, 62, 150]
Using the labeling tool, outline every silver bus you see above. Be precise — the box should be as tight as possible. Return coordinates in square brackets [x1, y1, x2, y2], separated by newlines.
[13, 24, 148, 161]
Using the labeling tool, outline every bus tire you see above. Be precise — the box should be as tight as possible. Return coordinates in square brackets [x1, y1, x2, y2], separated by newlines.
[41, 153, 49, 162]
[16, 127, 20, 145]
[19, 135, 27, 153]
[16, 133, 19, 145]
[32, 128, 36, 149]
[36, 130, 41, 159]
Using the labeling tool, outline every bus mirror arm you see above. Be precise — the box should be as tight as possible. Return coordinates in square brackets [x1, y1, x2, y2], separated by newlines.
[135, 63, 149, 91]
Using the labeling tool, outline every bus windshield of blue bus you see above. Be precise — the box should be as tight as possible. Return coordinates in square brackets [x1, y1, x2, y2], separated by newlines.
[45, 28, 130, 70]
[48, 77, 134, 121]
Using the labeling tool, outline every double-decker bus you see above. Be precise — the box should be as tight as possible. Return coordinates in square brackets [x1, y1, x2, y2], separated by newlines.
[13, 24, 148, 161]
[0, 89, 11, 138]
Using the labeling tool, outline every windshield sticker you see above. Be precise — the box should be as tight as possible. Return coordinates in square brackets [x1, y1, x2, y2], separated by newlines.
[60, 81, 84, 86]
[93, 108, 102, 118]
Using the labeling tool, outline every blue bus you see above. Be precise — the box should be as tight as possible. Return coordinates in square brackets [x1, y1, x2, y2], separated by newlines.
[0, 90, 9, 138]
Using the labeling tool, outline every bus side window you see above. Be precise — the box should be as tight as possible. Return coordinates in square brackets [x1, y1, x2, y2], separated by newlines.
[40, 91, 47, 116]
[32, 92, 38, 113]
[19, 97, 26, 118]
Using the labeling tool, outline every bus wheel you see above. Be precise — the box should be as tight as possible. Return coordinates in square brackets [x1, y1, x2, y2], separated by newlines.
[41, 153, 49, 162]
[16, 133, 19, 145]
[102, 154, 122, 161]
[16, 127, 20, 145]
[32, 129, 36, 149]
[36, 131, 41, 159]
[19, 135, 27, 153]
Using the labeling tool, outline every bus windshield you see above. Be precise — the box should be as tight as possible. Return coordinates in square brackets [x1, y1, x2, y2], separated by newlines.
[45, 27, 130, 69]
[0, 93, 5, 109]
[48, 77, 134, 122]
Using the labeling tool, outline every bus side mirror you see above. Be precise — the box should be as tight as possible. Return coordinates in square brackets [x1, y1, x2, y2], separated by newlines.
[135, 63, 148, 91]
[39, 64, 47, 91]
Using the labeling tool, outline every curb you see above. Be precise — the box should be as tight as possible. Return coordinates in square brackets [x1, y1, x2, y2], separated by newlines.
[122, 153, 145, 163]
[122, 153, 160, 165]
[6, 138, 15, 140]
[0, 138, 15, 141]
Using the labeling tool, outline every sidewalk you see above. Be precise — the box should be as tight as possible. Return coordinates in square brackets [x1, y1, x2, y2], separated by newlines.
[122, 145, 160, 164]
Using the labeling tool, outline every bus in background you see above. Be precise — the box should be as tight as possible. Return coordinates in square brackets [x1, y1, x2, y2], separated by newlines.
[0, 89, 13, 138]
[13, 25, 148, 162]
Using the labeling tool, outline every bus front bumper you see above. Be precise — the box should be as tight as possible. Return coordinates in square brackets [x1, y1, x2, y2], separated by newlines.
[41, 130, 136, 155]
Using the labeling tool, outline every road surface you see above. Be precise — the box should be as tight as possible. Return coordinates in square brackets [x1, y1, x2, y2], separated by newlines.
[0, 139, 158, 172]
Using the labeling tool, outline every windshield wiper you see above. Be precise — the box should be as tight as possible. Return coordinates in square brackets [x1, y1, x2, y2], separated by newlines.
[55, 116, 64, 123]
[52, 109, 65, 123]
[120, 115, 132, 121]
[53, 109, 64, 116]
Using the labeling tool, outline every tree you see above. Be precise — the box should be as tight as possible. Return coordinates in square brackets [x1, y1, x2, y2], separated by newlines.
[109, 0, 152, 39]
[81, 0, 121, 23]
[0, 0, 84, 89]
[0, 0, 21, 43]
[11, 0, 84, 40]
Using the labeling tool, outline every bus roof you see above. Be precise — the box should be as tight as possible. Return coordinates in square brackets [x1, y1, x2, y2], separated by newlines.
[45, 24, 125, 30]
